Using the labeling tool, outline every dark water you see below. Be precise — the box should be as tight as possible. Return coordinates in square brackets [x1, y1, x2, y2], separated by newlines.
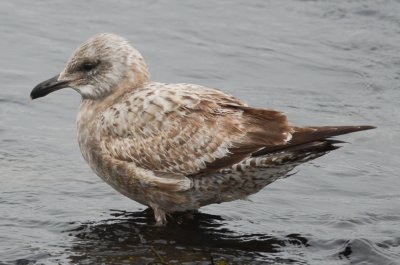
[1, 0, 399, 264]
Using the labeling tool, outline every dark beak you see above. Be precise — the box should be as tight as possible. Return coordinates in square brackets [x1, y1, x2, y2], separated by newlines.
[30, 75, 70, 100]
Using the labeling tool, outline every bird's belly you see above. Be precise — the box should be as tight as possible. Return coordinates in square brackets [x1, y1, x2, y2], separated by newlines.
[188, 167, 294, 207]
[148, 166, 296, 212]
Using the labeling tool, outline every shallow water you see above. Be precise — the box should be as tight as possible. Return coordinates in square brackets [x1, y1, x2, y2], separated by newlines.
[1, 0, 400, 264]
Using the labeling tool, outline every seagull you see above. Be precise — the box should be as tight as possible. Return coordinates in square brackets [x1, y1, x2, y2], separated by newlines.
[31, 33, 375, 225]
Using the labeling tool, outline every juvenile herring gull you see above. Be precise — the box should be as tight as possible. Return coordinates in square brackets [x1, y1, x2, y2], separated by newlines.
[31, 33, 375, 225]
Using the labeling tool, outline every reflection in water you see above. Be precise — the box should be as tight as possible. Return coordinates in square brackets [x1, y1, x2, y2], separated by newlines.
[67, 209, 308, 264]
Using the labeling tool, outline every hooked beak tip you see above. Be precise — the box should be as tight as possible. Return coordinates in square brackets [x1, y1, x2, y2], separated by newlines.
[30, 74, 69, 100]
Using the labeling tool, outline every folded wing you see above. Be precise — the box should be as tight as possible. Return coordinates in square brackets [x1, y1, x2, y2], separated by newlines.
[96, 84, 292, 179]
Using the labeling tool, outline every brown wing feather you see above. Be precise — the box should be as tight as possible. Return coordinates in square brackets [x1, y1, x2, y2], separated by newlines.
[199, 105, 292, 173]
[239, 106, 292, 146]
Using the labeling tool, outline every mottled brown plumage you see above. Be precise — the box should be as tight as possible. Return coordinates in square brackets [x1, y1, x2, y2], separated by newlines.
[31, 33, 375, 225]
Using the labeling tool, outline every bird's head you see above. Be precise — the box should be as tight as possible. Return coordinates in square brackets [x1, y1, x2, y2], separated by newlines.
[31, 33, 150, 100]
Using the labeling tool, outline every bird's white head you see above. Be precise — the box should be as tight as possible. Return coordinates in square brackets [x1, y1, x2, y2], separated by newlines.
[31, 33, 150, 100]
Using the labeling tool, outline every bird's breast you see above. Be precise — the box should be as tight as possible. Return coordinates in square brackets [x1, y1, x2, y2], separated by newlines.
[77, 100, 102, 166]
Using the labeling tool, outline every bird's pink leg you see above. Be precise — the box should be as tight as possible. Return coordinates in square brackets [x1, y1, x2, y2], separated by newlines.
[151, 204, 167, 226]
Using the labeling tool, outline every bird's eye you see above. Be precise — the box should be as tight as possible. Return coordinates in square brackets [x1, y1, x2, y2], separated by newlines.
[82, 63, 96, 71]
[81, 62, 98, 71]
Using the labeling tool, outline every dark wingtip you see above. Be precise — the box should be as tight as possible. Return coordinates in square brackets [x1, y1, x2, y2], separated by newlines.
[295, 125, 376, 140]
[355, 125, 376, 131]
[251, 125, 375, 158]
